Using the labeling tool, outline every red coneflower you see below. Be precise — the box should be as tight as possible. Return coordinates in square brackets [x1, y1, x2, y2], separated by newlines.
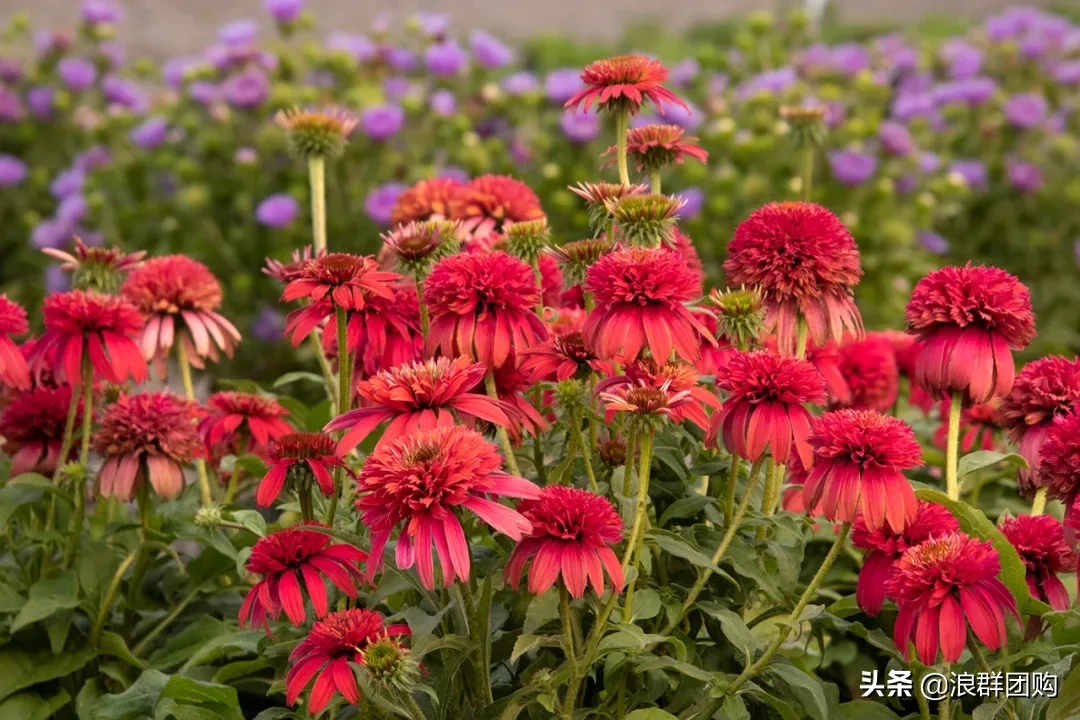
[490, 362, 549, 443]
[0, 385, 85, 475]
[380, 219, 460, 277]
[804, 409, 921, 532]
[355, 425, 540, 588]
[30, 290, 147, 387]
[43, 236, 145, 292]
[94, 392, 202, 501]
[0, 295, 30, 391]
[199, 391, 292, 456]
[707, 350, 826, 466]
[263, 245, 323, 284]
[851, 501, 959, 616]
[603, 124, 708, 173]
[595, 358, 718, 431]
[323, 281, 422, 379]
[1039, 411, 1080, 536]
[880, 329, 935, 414]
[584, 246, 712, 364]
[672, 229, 705, 287]
[448, 175, 545, 240]
[239, 523, 368, 631]
[999, 514, 1075, 615]
[505, 485, 625, 598]
[1000, 356, 1080, 496]
[781, 450, 824, 519]
[888, 533, 1021, 664]
[390, 177, 462, 227]
[538, 254, 564, 309]
[724, 202, 864, 356]
[282, 253, 401, 347]
[834, 334, 899, 412]
[905, 264, 1035, 405]
[933, 397, 1005, 453]
[694, 314, 736, 377]
[122, 255, 241, 372]
[286, 608, 409, 714]
[520, 329, 611, 382]
[326, 357, 514, 454]
[257, 432, 351, 508]
[763, 334, 849, 403]
[424, 250, 547, 370]
[565, 55, 689, 116]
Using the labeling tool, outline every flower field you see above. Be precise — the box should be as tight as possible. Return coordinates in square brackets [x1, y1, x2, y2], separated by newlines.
[3, 2, 1080, 719]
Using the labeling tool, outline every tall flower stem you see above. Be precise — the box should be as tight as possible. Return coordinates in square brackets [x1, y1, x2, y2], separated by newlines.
[569, 408, 599, 493]
[795, 317, 809, 359]
[939, 663, 952, 720]
[757, 459, 782, 540]
[299, 488, 315, 522]
[1031, 488, 1048, 516]
[457, 580, 493, 706]
[176, 341, 215, 507]
[800, 145, 815, 201]
[945, 390, 963, 501]
[967, 634, 1019, 720]
[308, 157, 327, 255]
[125, 482, 155, 609]
[309, 333, 338, 413]
[622, 423, 639, 500]
[52, 381, 81, 485]
[666, 458, 765, 635]
[62, 355, 94, 569]
[413, 274, 429, 341]
[614, 108, 630, 186]
[559, 584, 580, 720]
[650, 171, 661, 195]
[401, 693, 426, 720]
[90, 546, 140, 646]
[622, 425, 655, 618]
[325, 306, 351, 526]
[564, 586, 621, 716]
[484, 372, 521, 476]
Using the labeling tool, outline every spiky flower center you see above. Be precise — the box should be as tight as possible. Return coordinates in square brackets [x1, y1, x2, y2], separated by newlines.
[122, 255, 223, 314]
[272, 432, 337, 459]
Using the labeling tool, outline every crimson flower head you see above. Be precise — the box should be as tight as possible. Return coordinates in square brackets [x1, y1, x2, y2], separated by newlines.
[804, 409, 921, 532]
[596, 358, 718, 431]
[933, 397, 1005, 453]
[31, 290, 147, 387]
[286, 608, 409, 714]
[1039, 411, 1080, 535]
[999, 514, 1075, 614]
[424, 250, 547, 369]
[724, 202, 863, 356]
[239, 523, 368, 632]
[834, 334, 899, 412]
[505, 486, 625, 598]
[584, 246, 712, 364]
[448, 175, 545, 240]
[905, 263, 1035, 405]
[603, 124, 708, 174]
[356, 425, 540, 588]
[199, 391, 292, 456]
[122, 255, 241, 372]
[565, 54, 690, 116]
[42, 236, 145, 292]
[888, 533, 1020, 664]
[326, 357, 514, 454]
[0, 295, 30, 391]
[1000, 356, 1080, 496]
[851, 501, 959, 616]
[0, 385, 85, 476]
[490, 362, 549, 444]
[520, 330, 611, 382]
[708, 350, 826, 466]
[322, 280, 422, 379]
[257, 432, 351, 508]
[94, 392, 202, 501]
[390, 177, 462, 227]
[263, 245, 323, 284]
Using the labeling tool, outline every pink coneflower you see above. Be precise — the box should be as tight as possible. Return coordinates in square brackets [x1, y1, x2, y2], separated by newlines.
[257, 432, 351, 508]
[565, 55, 689, 116]
[355, 425, 540, 588]
[31, 290, 147, 387]
[490, 362, 549, 443]
[999, 514, 1075, 615]
[263, 245, 323, 284]
[122, 255, 241, 372]
[520, 329, 611, 382]
[765, 335, 851, 406]
[0, 385, 84, 475]
[286, 608, 409, 714]
[505, 485, 625, 597]
[834, 334, 899, 412]
[933, 397, 1005, 453]
[322, 281, 422, 379]
[724, 202, 863, 356]
[707, 350, 826, 466]
[804, 409, 921, 532]
[42, 236, 145, 292]
[1039, 411, 1080, 536]
[390, 177, 462, 227]
[905, 264, 1035, 405]
[888, 533, 1020, 664]
[448, 175, 545, 240]
[1000, 356, 1080, 496]
[239, 523, 368, 631]
[423, 250, 547, 369]
[596, 383, 693, 420]
[0, 295, 30, 391]
[595, 358, 718, 431]
[326, 357, 514, 454]
[199, 391, 292, 456]
[851, 501, 959, 616]
[583, 246, 712, 364]
[94, 392, 202, 501]
[603, 124, 708, 173]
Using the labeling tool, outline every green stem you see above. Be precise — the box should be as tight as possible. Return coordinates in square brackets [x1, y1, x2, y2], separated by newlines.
[666, 458, 765, 634]
[570, 408, 599, 493]
[622, 426, 655, 619]
[308, 156, 327, 254]
[62, 354, 94, 569]
[559, 584, 580, 720]
[622, 424, 638, 500]
[401, 693, 426, 720]
[939, 663, 951, 720]
[176, 341, 214, 507]
[795, 317, 809, 359]
[414, 274, 429, 342]
[51, 374, 81, 486]
[946, 391, 962, 501]
[650, 170, 661, 195]
[915, 667, 932, 720]
[132, 587, 200, 657]
[614, 108, 630, 186]
[457, 580, 493, 706]
[484, 373, 521, 476]
[967, 635, 1018, 720]
[800, 145, 815, 201]
[721, 456, 739, 522]
[309, 332, 338, 413]
[1031, 487, 1047, 516]
[299, 488, 315, 522]
[325, 306, 351, 526]
[757, 460, 781, 540]
[125, 482, 155, 609]
[89, 546, 141, 647]
[564, 587, 621, 718]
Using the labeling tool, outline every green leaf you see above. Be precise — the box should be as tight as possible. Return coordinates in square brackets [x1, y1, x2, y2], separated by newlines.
[11, 571, 80, 633]
[45, 609, 73, 654]
[768, 664, 830, 720]
[157, 676, 238, 708]
[0, 645, 95, 703]
[698, 602, 756, 666]
[80, 670, 168, 720]
[632, 656, 714, 683]
[404, 604, 452, 638]
[523, 590, 559, 634]
[916, 488, 1052, 615]
[100, 632, 148, 671]
[230, 454, 268, 479]
[78, 541, 122, 616]
[228, 509, 266, 538]
[410, 633, 472, 660]
[211, 658, 272, 684]
[1047, 666, 1080, 720]
[659, 495, 714, 526]
[628, 589, 662, 622]
[623, 710, 678, 720]
[957, 451, 1027, 480]
[834, 700, 903, 720]
[0, 689, 71, 720]
[510, 634, 560, 663]
[179, 629, 263, 672]
[149, 617, 227, 670]
[646, 528, 722, 573]
[720, 696, 751, 720]
[272, 371, 325, 389]
[0, 582, 26, 613]
[743, 686, 800, 720]
[0, 482, 45, 527]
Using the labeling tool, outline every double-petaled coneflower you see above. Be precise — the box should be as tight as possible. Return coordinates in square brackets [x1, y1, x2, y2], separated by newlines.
[389, 177, 462, 227]
[999, 514, 1075, 616]
[520, 329, 611, 382]
[0, 385, 85, 476]
[0, 295, 30, 391]
[595, 358, 717, 431]
[834, 334, 899, 412]
[448, 174, 544, 241]
[257, 432, 352, 508]
[1039, 411, 1080, 536]
[199, 391, 292, 457]
[322, 280, 422, 380]
[380, 218, 461, 277]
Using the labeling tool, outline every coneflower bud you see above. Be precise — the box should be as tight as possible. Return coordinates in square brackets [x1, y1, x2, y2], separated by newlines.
[503, 217, 552, 265]
[554, 378, 587, 412]
[194, 504, 224, 528]
[781, 105, 827, 149]
[547, 237, 613, 286]
[360, 635, 421, 692]
[605, 193, 685, 248]
[380, 219, 460, 277]
[274, 106, 358, 160]
[569, 181, 648, 236]
[709, 286, 766, 350]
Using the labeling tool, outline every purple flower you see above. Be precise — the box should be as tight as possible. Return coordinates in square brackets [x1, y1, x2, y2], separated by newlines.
[950, 159, 987, 189]
[223, 69, 269, 108]
[878, 121, 914, 156]
[265, 0, 303, 23]
[383, 47, 417, 72]
[0, 155, 27, 187]
[544, 68, 585, 104]
[933, 77, 997, 106]
[708, 73, 729, 96]
[875, 35, 918, 72]
[670, 58, 699, 87]
[189, 81, 219, 105]
[81, 0, 123, 25]
[1007, 159, 1043, 192]
[57, 57, 96, 91]
[45, 264, 71, 295]
[327, 33, 376, 62]
[559, 108, 600, 144]
[503, 72, 538, 96]
[824, 102, 847, 128]
[1004, 93, 1048, 129]
[662, 98, 700, 131]
[0, 58, 23, 84]
[510, 142, 531, 168]
[50, 169, 85, 200]
[74, 145, 110, 172]
[251, 304, 285, 342]
[32, 218, 73, 249]
[828, 149, 877, 186]
[0, 87, 25, 123]
[219, 19, 257, 46]
[429, 89, 457, 116]
[470, 31, 513, 70]
[383, 76, 415, 102]
[736, 67, 797, 99]
[892, 92, 936, 121]
[360, 104, 405, 141]
[103, 75, 148, 111]
[255, 193, 299, 228]
[797, 44, 833, 73]
[57, 194, 88, 224]
[414, 12, 450, 38]
[424, 41, 467, 77]
[235, 147, 258, 165]
[918, 151, 941, 174]
[98, 41, 125, 69]
[675, 187, 704, 220]
[895, 175, 918, 194]
[34, 30, 70, 57]
[163, 57, 198, 88]
[831, 43, 870, 76]
[940, 39, 983, 79]
[438, 166, 469, 184]
[364, 183, 407, 226]
[1054, 60, 1080, 86]
[130, 116, 169, 149]
[918, 230, 950, 255]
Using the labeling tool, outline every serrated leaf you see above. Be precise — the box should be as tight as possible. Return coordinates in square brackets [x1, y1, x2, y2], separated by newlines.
[957, 451, 1027, 480]
[11, 570, 80, 632]
[768, 664, 830, 720]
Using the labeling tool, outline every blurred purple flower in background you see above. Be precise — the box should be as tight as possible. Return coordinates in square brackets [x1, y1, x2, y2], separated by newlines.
[0, 155, 27, 187]
[383, 76, 415, 102]
[74, 146, 110, 172]
[327, 33, 375, 63]
[32, 219, 73, 250]
[831, 43, 870, 76]
[1054, 61, 1080, 86]
[98, 41, 126, 69]
[560, 108, 599, 144]
[219, 20, 257, 46]
[675, 188, 704, 220]
[0, 87, 25, 122]
[189, 81, 219, 105]
[235, 147, 258, 165]
[0, 59, 22, 84]
[265, 0, 303, 24]
[503, 72, 538, 96]
[471, 31, 513, 69]
[365, 183, 407, 225]
[34, 30, 71, 57]
[892, 92, 935, 121]
[81, 0, 123, 25]
[940, 39, 983, 79]
[57, 57, 96, 91]
[918, 230, 950, 255]
[50, 169, 84, 199]
[544, 68, 585, 104]
[1003, 93, 1048, 129]
[429, 89, 456, 116]
[103, 75, 148, 110]
[361, 104, 405, 141]
[1007, 159, 1043, 192]
[251, 305, 285, 342]
[950, 159, 988, 189]
[878, 121, 914, 156]
[163, 57, 197, 88]
[130, 117, 169, 149]
[57, 194, 88, 224]
[918, 151, 941, 174]
[736, 67, 797, 99]
[45, 265, 71, 295]
[661, 99, 701, 131]
[933, 77, 996, 106]
[256, 194, 299, 228]
[828, 150, 877, 186]
[425, 41, 467, 77]
[383, 47, 417, 72]
[415, 12, 450, 38]
[669, 58, 699, 87]
[223, 69, 270, 108]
